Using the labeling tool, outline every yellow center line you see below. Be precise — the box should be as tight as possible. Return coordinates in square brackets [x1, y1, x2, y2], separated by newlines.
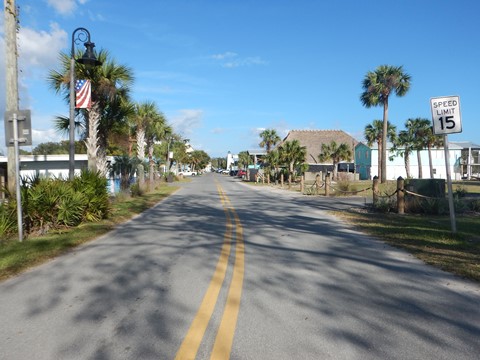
[210, 207, 245, 360]
[175, 185, 233, 360]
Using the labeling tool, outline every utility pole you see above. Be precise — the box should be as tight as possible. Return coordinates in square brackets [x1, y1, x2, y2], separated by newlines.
[4, 0, 19, 193]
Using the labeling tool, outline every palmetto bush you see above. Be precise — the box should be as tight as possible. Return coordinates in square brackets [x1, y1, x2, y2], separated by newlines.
[23, 177, 70, 232]
[71, 170, 110, 222]
[0, 170, 111, 238]
[0, 202, 17, 240]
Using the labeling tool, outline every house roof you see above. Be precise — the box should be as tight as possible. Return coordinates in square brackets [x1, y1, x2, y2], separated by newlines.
[279, 130, 358, 164]
[450, 141, 480, 150]
[247, 149, 267, 156]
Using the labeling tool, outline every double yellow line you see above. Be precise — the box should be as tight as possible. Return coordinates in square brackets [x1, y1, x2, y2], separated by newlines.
[175, 184, 245, 360]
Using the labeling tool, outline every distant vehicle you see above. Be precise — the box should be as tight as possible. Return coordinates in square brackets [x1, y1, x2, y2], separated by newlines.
[237, 169, 246, 177]
[229, 170, 238, 176]
[178, 170, 197, 176]
[221, 169, 230, 175]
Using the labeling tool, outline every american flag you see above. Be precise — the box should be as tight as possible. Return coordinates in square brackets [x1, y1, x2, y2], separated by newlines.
[75, 79, 91, 109]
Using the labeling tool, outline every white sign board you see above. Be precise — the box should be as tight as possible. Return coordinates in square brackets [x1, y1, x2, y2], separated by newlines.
[430, 95, 462, 135]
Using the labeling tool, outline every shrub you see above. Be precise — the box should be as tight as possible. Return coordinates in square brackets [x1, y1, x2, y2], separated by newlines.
[10, 170, 111, 236]
[335, 180, 350, 195]
[72, 170, 110, 221]
[130, 183, 144, 197]
[0, 203, 16, 240]
[468, 199, 480, 212]
[412, 198, 448, 215]
[57, 190, 87, 226]
[23, 178, 66, 232]
[453, 186, 467, 199]
[373, 197, 396, 213]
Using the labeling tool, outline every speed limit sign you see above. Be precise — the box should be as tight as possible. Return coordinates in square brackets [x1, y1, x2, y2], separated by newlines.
[430, 95, 462, 135]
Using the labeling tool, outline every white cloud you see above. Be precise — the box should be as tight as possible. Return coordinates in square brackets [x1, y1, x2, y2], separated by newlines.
[88, 10, 106, 22]
[169, 109, 203, 137]
[45, 0, 77, 15]
[211, 52, 268, 68]
[32, 128, 66, 145]
[45, 0, 89, 15]
[223, 56, 268, 68]
[211, 52, 238, 60]
[18, 23, 67, 70]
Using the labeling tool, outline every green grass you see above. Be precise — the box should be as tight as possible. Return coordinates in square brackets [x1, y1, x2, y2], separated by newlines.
[0, 184, 178, 282]
[335, 209, 480, 282]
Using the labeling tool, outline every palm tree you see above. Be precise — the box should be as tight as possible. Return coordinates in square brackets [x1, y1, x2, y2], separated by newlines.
[406, 118, 431, 179]
[318, 141, 352, 181]
[237, 151, 251, 176]
[170, 140, 188, 173]
[360, 65, 411, 183]
[237, 151, 250, 169]
[425, 130, 443, 179]
[111, 155, 139, 191]
[259, 129, 281, 153]
[129, 101, 161, 186]
[265, 149, 281, 184]
[278, 140, 307, 186]
[393, 129, 416, 178]
[189, 150, 210, 171]
[145, 114, 170, 184]
[48, 50, 134, 175]
[364, 119, 396, 180]
[132, 102, 160, 160]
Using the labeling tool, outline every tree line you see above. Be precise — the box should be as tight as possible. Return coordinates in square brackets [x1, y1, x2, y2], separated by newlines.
[46, 48, 210, 184]
[250, 65, 444, 183]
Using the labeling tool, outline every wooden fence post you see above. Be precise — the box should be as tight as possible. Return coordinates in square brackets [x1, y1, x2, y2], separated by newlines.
[316, 174, 320, 195]
[325, 173, 331, 196]
[397, 176, 405, 214]
[373, 176, 379, 205]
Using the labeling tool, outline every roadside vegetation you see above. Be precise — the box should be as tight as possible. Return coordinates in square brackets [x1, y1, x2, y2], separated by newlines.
[0, 177, 178, 281]
[335, 208, 480, 282]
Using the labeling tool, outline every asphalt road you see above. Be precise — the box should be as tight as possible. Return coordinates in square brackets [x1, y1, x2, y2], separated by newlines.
[1, 173, 479, 360]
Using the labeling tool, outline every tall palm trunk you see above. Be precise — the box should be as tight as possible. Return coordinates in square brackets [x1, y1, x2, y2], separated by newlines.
[97, 148, 109, 177]
[417, 150, 423, 178]
[136, 128, 145, 186]
[85, 103, 101, 173]
[404, 152, 411, 178]
[148, 143, 155, 184]
[428, 144, 434, 178]
[128, 128, 134, 157]
[377, 139, 382, 181]
[136, 128, 146, 162]
[288, 162, 294, 186]
[381, 99, 389, 183]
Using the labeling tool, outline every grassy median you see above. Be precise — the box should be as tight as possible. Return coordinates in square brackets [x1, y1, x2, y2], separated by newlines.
[335, 209, 480, 282]
[0, 184, 178, 282]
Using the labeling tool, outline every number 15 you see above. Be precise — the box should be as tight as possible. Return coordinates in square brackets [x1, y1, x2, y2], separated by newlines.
[438, 116, 455, 130]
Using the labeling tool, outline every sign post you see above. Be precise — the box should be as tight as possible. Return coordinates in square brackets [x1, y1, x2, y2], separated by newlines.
[4, 110, 32, 242]
[430, 96, 462, 234]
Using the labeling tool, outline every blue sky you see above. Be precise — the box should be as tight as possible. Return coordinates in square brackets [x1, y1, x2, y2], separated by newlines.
[1, 0, 479, 158]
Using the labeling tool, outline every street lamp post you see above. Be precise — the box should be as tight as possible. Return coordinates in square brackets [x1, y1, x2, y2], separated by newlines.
[69, 27, 101, 180]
